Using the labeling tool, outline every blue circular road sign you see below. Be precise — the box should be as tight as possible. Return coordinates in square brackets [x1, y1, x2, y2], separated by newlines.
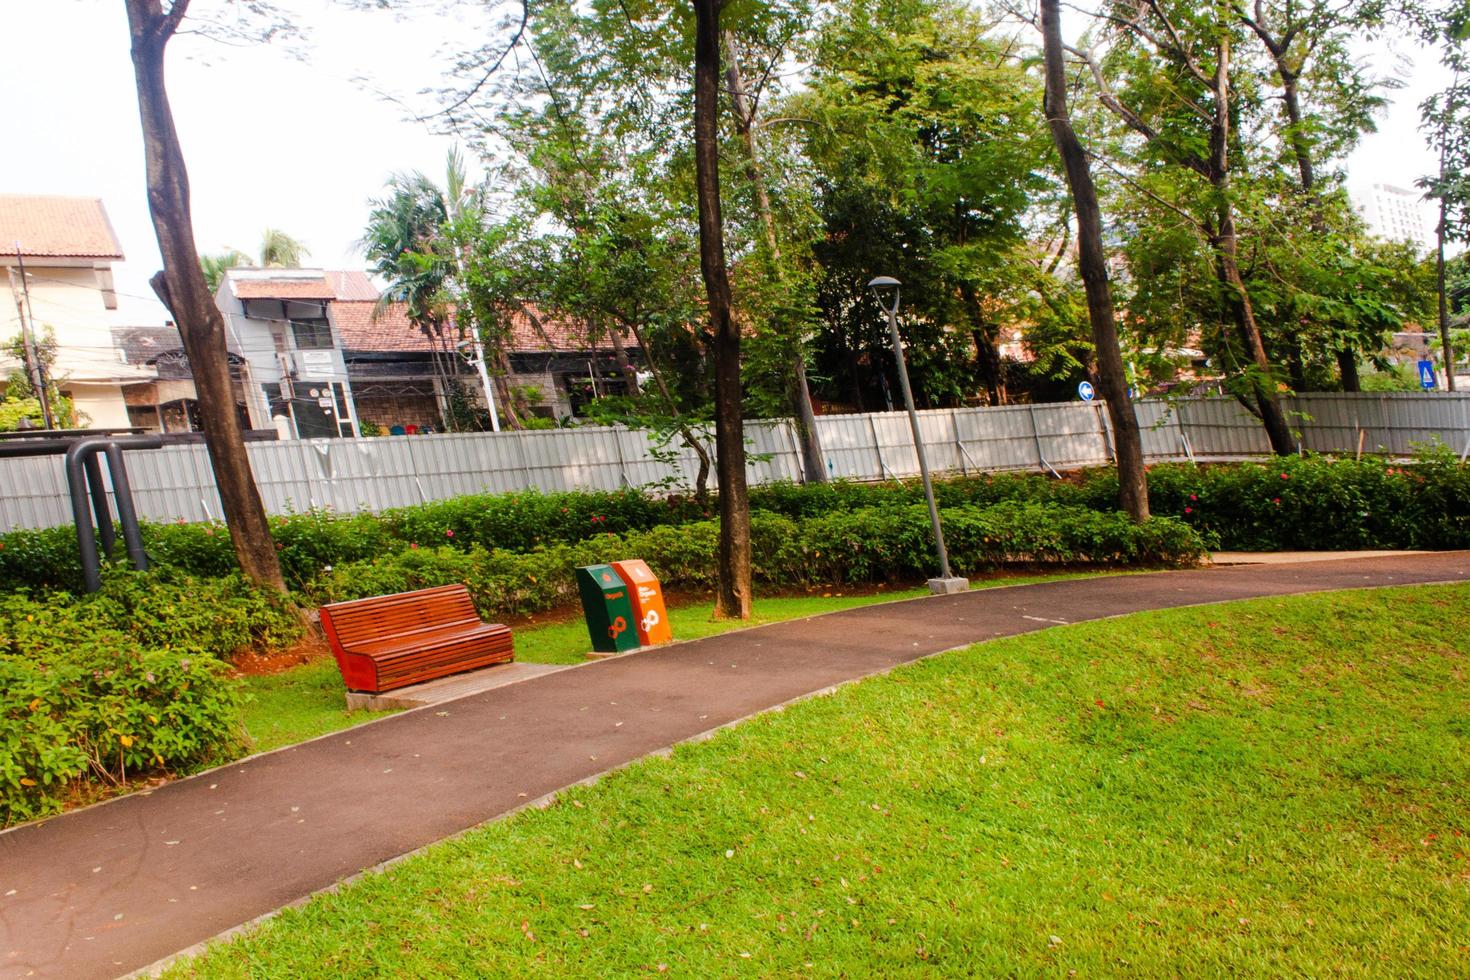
[1077, 381, 1095, 402]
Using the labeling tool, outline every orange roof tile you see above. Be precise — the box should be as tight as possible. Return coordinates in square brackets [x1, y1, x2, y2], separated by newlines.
[330, 301, 440, 352]
[326, 270, 379, 301]
[0, 194, 123, 259]
[232, 277, 339, 300]
[330, 300, 620, 354]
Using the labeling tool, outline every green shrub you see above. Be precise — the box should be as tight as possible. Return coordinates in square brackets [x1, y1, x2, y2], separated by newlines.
[88, 570, 303, 659]
[380, 487, 705, 554]
[1137, 455, 1470, 551]
[308, 504, 1205, 620]
[5, 455, 1466, 596]
[0, 525, 89, 593]
[0, 592, 243, 826]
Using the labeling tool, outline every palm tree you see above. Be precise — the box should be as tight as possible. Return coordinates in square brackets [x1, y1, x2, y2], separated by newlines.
[259, 228, 309, 268]
[199, 229, 309, 292]
[361, 149, 512, 429]
[200, 248, 254, 294]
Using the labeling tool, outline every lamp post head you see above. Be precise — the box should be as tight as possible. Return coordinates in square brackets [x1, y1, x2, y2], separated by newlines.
[867, 275, 901, 314]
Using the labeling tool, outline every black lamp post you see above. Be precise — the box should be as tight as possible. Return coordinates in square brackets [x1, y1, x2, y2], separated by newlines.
[867, 276, 967, 594]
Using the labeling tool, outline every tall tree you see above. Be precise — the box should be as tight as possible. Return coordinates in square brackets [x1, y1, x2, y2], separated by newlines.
[1419, 3, 1470, 390]
[722, 21, 827, 483]
[797, 0, 1050, 411]
[124, 0, 285, 592]
[1234, 0, 1392, 390]
[1040, 0, 1149, 521]
[1069, 0, 1295, 454]
[694, 0, 753, 619]
[362, 154, 508, 429]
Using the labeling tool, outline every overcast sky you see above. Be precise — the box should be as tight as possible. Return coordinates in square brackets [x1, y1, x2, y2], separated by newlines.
[0, 0, 1447, 326]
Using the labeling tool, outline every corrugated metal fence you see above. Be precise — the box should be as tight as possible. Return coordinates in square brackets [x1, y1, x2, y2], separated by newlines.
[3, 393, 1468, 530]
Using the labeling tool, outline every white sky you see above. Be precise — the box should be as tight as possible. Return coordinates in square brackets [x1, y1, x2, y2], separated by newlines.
[0, 0, 1449, 327]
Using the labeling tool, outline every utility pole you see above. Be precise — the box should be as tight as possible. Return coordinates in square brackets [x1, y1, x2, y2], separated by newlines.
[10, 244, 56, 429]
[460, 336, 501, 432]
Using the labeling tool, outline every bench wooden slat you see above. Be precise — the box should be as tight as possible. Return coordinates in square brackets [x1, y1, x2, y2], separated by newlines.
[320, 584, 514, 693]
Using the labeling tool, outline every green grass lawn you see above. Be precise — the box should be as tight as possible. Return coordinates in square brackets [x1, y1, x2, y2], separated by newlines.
[240, 573, 1099, 754]
[184, 584, 1470, 976]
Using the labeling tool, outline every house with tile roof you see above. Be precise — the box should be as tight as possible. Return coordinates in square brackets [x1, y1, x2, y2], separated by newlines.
[0, 194, 155, 427]
[213, 267, 379, 439]
[111, 324, 255, 434]
[332, 299, 641, 430]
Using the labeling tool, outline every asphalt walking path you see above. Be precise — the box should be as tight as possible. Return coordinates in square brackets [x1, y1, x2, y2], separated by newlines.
[4, 553, 1468, 979]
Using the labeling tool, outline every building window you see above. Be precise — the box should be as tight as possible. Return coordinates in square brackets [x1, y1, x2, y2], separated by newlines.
[291, 320, 334, 350]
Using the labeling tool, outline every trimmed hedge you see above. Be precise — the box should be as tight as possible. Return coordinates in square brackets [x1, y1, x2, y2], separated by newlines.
[306, 504, 1205, 620]
[3, 455, 1466, 597]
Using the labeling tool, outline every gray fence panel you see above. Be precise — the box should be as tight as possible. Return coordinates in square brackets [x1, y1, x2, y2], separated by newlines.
[813, 414, 880, 480]
[954, 405, 1040, 472]
[1032, 403, 1108, 470]
[1130, 400, 1181, 459]
[7, 394, 1470, 531]
[0, 456, 69, 528]
[744, 421, 803, 485]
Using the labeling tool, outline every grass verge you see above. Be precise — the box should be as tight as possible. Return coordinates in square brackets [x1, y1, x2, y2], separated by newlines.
[239, 573, 1099, 754]
[184, 584, 1470, 976]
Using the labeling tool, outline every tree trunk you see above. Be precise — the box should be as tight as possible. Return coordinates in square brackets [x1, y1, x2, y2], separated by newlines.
[1040, 0, 1148, 520]
[126, 0, 284, 592]
[1261, 35, 1359, 393]
[695, 0, 752, 618]
[960, 285, 1003, 406]
[604, 320, 642, 396]
[723, 31, 826, 484]
[1336, 349, 1360, 392]
[493, 349, 523, 428]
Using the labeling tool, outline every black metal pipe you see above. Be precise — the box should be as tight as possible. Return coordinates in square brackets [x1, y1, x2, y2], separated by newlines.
[104, 443, 149, 572]
[83, 451, 116, 559]
[64, 442, 104, 593]
[62, 436, 164, 592]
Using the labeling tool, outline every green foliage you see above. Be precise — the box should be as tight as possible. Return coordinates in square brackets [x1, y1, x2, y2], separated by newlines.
[0, 394, 45, 431]
[4, 457, 1467, 595]
[307, 505, 1203, 619]
[4, 326, 76, 428]
[796, 0, 1053, 409]
[87, 570, 304, 659]
[1108, 454, 1470, 551]
[0, 584, 248, 825]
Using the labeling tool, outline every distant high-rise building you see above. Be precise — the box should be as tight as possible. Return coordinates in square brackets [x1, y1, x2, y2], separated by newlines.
[1358, 182, 1434, 249]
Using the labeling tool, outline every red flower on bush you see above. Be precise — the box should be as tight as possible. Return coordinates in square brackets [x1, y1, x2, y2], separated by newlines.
[1280, 473, 1289, 480]
[1272, 497, 1281, 505]
[1184, 506, 1193, 514]
[1189, 494, 1198, 501]
[445, 529, 455, 538]
[410, 543, 419, 549]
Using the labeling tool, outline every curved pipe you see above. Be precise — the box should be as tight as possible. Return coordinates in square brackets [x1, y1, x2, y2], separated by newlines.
[63, 436, 163, 592]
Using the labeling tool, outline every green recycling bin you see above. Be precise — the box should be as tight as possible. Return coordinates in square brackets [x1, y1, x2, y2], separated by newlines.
[576, 564, 640, 653]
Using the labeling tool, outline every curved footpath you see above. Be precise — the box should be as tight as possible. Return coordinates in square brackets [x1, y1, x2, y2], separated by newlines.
[3, 553, 1468, 979]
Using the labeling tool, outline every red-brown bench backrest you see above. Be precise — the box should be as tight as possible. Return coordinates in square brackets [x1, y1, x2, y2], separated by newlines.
[320, 584, 480, 650]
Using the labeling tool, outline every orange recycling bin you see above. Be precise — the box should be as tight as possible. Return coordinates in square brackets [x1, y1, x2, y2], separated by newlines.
[611, 559, 672, 646]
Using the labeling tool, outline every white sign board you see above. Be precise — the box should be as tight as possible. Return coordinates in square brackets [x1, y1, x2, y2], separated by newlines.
[298, 351, 334, 380]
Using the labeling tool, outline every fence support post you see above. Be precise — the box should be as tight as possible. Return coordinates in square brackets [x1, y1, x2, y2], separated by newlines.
[1094, 402, 1114, 464]
[1027, 404, 1061, 478]
[950, 411, 968, 476]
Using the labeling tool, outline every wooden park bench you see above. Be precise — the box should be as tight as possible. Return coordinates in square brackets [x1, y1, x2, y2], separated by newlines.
[319, 584, 514, 694]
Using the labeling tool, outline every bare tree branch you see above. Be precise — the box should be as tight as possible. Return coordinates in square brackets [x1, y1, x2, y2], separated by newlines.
[438, 1, 529, 118]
